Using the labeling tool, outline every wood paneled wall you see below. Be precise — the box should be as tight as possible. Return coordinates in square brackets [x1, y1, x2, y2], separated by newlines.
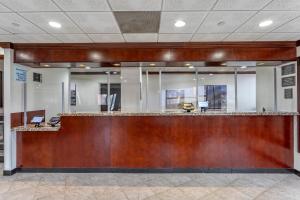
[17, 115, 294, 169]
[11, 110, 45, 128]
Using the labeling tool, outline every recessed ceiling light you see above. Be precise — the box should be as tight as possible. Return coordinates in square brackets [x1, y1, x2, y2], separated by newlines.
[209, 73, 213, 76]
[106, 71, 110, 74]
[221, 63, 227, 66]
[188, 66, 194, 69]
[113, 63, 120, 66]
[241, 66, 247, 69]
[49, 21, 62, 28]
[149, 63, 156, 66]
[174, 20, 186, 28]
[259, 20, 273, 27]
[113, 71, 117, 74]
[193, 78, 196, 81]
[85, 66, 91, 69]
[43, 64, 50, 67]
[79, 64, 85, 67]
[185, 63, 191, 66]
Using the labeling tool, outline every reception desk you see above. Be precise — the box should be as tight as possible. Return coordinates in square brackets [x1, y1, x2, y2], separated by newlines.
[15, 112, 296, 172]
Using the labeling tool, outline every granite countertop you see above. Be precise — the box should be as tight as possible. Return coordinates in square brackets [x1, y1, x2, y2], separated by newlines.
[13, 123, 60, 132]
[60, 111, 298, 117]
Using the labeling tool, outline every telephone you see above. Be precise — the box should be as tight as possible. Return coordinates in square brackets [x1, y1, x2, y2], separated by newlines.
[48, 117, 61, 127]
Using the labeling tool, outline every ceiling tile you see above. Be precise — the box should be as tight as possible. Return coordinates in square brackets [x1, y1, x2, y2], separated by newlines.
[224, 33, 264, 41]
[274, 17, 300, 32]
[89, 34, 124, 42]
[108, 0, 162, 11]
[20, 12, 82, 34]
[0, 0, 59, 12]
[0, 34, 28, 42]
[114, 11, 160, 33]
[67, 12, 120, 33]
[123, 33, 157, 42]
[17, 34, 60, 43]
[0, 28, 9, 34]
[197, 11, 255, 33]
[160, 12, 207, 33]
[163, 0, 217, 11]
[236, 11, 300, 33]
[264, 0, 300, 10]
[0, 13, 44, 34]
[257, 33, 300, 41]
[158, 34, 192, 42]
[0, 3, 10, 12]
[191, 33, 229, 41]
[53, 0, 110, 11]
[52, 34, 92, 43]
[214, 0, 272, 10]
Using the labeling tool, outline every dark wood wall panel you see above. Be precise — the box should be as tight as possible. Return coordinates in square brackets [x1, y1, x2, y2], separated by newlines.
[17, 115, 294, 169]
[298, 58, 300, 153]
[54, 116, 111, 168]
[11, 110, 45, 128]
[110, 116, 172, 168]
[14, 42, 296, 63]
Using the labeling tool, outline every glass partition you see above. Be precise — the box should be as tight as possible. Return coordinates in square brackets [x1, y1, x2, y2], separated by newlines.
[161, 68, 197, 112]
[197, 67, 235, 112]
[67, 61, 297, 114]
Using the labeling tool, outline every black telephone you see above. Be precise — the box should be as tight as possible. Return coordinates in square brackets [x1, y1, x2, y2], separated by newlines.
[48, 117, 61, 127]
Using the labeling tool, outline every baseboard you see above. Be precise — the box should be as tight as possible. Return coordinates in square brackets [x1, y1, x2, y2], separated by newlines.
[16, 168, 296, 174]
[294, 169, 300, 177]
[3, 168, 17, 176]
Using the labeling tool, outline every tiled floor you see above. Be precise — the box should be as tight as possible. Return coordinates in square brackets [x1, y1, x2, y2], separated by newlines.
[0, 164, 300, 200]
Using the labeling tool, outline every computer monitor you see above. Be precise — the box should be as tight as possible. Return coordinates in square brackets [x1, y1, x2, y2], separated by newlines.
[31, 116, 44, 127]
[198, 101, 208, 108]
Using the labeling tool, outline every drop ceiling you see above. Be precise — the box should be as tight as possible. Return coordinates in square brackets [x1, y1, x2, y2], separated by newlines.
[0, 0, 300, 43]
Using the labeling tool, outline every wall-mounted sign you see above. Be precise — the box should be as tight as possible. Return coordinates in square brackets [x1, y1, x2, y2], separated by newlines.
[15, 68, 27, 82]
[33, 72, 42, 83]
[281, 64, 295, 76]
[282, 76, 295, 87]
[284, 88, 293, 99]
[70, 90, 76, 106]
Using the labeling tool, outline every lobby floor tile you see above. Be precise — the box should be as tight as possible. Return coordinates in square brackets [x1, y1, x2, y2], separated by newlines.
[0, 164, 300, 200]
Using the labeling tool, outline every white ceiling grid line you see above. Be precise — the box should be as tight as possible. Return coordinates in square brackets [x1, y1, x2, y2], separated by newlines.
[221, 0, 276, 41]
[50, 0, 94, 42]
[190, 0, 220, 42]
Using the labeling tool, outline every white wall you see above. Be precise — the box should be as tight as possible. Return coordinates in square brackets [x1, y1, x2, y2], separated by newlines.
[70, 74, 120, 112]
[256, 67, 275, 112]
[121, 67, 141, 112]
[11, 64, 70, 121]
[142, 74, 160, 112]
[237, 74, 256, 112]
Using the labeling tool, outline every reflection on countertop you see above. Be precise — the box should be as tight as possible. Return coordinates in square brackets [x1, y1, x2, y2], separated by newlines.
[13, 123, 60, 132]
[60, 111, 298, 116]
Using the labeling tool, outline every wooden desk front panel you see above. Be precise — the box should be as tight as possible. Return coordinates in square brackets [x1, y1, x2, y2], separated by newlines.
[17, 115, 294, 169]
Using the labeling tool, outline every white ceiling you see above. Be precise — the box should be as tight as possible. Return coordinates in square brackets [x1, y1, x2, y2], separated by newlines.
[0, 0, 299, 43]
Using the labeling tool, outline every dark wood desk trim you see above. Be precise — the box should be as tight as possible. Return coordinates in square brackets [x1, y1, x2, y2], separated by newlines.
[13, 42, 296, 63]
[0, 42, 13, 49]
